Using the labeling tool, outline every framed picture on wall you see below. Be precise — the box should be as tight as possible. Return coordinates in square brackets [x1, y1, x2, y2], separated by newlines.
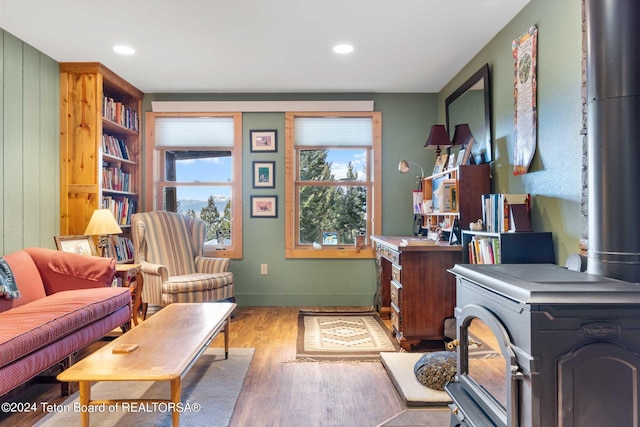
[250, 195, 278, 218]
[250, 130, 277, 152]
[252, 161, 275, 188]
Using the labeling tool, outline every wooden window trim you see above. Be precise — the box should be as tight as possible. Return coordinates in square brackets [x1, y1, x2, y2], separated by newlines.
[284, 112, 382, 259]
[145, 112, 243, 259]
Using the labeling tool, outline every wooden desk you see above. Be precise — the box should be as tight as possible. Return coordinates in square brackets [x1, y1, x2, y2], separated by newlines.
[57, 302, 236, 427]
[371, 235, 460, 350]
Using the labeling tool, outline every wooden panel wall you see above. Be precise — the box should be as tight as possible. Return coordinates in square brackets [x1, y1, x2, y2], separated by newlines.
[0, 29, 60, 254]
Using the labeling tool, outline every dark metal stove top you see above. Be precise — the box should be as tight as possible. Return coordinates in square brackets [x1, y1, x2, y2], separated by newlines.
[449, 263, 640, 304]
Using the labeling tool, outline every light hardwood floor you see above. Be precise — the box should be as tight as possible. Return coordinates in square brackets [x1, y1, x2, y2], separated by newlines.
[1, 306, 411, 427]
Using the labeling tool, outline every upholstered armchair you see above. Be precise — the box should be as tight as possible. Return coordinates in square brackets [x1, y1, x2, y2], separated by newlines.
[131, 211, 234, 307]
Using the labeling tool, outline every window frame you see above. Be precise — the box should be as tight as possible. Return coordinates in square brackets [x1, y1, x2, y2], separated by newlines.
[144, 112, 243, 259]
[285, 112, 382, 259]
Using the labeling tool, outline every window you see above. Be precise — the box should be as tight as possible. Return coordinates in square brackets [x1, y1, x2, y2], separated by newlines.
[285, 112, 381, 258]
[145, 113, 242, 258]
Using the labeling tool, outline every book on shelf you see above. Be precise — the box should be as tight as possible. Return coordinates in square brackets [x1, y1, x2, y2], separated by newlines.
[481, 193, 531, 233]
[412, 190, 423, 214]
[468, 235, 501, 264]
[433, 178, 457, 212]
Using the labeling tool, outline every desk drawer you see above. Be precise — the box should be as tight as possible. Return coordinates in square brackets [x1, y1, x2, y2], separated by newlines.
[376, 244, 400, 264]
[390, 303, 401, 333]
[391, 264, 401, 283]
[390, 280, 402, 308]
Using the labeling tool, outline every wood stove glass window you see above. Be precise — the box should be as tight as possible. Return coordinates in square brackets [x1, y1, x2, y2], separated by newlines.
[465, 318, 507, 409]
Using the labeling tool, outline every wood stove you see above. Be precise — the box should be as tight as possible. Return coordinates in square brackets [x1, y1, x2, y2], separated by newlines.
[446, 263, 640, 427]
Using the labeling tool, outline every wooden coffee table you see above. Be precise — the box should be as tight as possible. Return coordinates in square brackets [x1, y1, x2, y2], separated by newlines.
[57, 302, 236, 427]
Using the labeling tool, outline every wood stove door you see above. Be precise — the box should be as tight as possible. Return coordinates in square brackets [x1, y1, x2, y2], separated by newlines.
[557, 341, 640, 427]
[453, 304, 523, 427]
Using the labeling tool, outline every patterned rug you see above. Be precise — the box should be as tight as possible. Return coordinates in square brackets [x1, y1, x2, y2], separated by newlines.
[296, 310, 400, 361]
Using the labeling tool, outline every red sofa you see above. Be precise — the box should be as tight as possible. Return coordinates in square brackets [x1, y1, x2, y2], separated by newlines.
[0, 247, 131, 396]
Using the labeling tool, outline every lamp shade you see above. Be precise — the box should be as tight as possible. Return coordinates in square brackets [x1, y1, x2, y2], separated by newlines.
[424, 125, 452, 150]
[452, 124, 475, 147]
[84, 209, 122, 236]
[398, 160, 424, 178]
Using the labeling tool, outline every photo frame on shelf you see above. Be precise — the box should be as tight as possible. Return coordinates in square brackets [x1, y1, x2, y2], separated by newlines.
[252, 161, 276, 188]
[432, 154, 449, 175]
[250, 130, 277, 152]
[250, 195, 278, 218]
[447, 154, 457, 170]
[54, 235, 96, 256]
[322, 231, 339, 245]
[456, 149, 467, 166]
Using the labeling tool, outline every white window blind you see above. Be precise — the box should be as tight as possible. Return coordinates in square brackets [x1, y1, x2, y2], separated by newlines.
[294, 117, 373, 147]
[155, 117, 234, 147]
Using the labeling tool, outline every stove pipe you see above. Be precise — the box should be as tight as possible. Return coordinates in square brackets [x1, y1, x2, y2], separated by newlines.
[586, 0, 640, 283]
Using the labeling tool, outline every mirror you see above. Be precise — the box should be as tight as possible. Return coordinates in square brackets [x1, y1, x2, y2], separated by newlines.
[446, 64, 492, 164]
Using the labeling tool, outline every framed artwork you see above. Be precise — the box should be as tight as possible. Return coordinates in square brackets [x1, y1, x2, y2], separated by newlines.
[322, 231, 339, 246]
[512, 25, 538, 175]
[446, 154, 457, 170]
[250, 195, 278, 218]
[432, 154, 449, 175]
[252, 161, 275, 188]
[54, 235, 96, 256]
[250, 130, 277, 153]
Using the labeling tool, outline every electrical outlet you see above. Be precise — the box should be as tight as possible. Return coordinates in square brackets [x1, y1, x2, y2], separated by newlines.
[261, 264, 268, 275]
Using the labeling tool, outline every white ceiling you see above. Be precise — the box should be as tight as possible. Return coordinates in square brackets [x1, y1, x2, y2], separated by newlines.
[0, 0, 530, 93]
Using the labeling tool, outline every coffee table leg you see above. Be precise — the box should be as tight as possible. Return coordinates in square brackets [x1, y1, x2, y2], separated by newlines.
[79, 381, 90, 427]
[225, 315, 230, 359]
[171, 378, 181, 427]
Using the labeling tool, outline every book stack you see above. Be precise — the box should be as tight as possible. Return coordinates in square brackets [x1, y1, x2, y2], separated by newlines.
[481, 193, 531, 232]
[102, 96, 139, 131]
[102, 134, 131, 160]
[468, 235, 502, 264]
[108, 235, 135, 262]
[103, 196, 137, 226]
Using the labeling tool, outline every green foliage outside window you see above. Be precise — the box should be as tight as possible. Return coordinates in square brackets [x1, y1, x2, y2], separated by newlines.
[298, 150, 366, 245]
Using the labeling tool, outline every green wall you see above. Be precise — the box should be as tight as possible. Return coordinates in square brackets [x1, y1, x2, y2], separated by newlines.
[143, 93, 438, 305]
[438, 0, 583, 265]
[0, 29, 59, 255]
[0, 0, 583, 304]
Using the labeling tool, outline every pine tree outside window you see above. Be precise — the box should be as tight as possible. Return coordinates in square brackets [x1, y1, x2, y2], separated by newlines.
[145, 113, 243, 259]
[285, 112, 382, 259]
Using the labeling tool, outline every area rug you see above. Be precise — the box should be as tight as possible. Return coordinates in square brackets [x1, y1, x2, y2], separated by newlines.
[377, 408, 452, 426]
[35, 347, 254, 427]
[296, 310, 399, 361]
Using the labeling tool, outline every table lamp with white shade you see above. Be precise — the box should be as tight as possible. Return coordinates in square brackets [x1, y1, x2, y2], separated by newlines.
[84, 209, 122, 258]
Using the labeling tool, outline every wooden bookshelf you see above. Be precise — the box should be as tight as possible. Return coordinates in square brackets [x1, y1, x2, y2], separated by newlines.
[421, 164, 490, 238]
[60, 63, 142, 262]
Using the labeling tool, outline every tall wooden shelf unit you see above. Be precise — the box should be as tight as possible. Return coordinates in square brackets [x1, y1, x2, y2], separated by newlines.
[421, 164, 490, 236]
[60, 63, 143, 247]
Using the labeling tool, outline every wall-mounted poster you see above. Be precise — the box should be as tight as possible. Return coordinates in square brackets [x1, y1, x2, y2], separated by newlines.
[512, 25, 538, 176]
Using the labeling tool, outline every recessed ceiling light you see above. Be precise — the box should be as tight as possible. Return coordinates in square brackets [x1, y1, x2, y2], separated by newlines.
[333, 44, 354, 54]
[113, 45, 135, 55]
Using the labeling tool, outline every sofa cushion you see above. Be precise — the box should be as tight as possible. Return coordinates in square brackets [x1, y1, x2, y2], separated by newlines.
[0, 287, 130, 368]
[25, 247, 115, 294]
[0, 250, 46, 312]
